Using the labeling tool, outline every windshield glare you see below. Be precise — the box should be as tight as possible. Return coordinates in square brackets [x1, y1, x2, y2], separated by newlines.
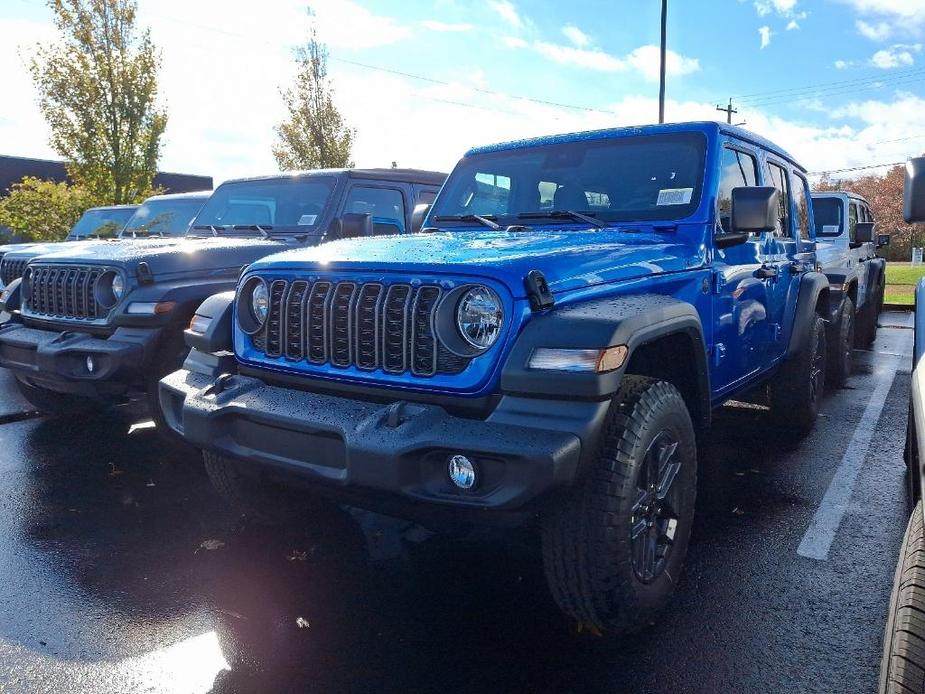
[192, 178, 336, 233]
[66, 208, 135, 240]
[430, 132, 706, 226]
[813, 198, 844, 237]
[121, 197, 207, 237]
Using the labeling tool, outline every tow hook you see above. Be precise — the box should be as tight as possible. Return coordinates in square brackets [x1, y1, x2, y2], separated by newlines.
[204, 373, 235, 396]
[51, 331, 79, 344]
[384, 401, 408, 428]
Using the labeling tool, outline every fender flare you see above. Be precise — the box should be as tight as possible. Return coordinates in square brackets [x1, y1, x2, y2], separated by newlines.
[820, 268, 857, 321]
[786, 271, 829, 359]
[184, 291, 235, 353]
[867, 258, 887, 301]
[0, 277, 22, 314]
[500, 293, 710, 427]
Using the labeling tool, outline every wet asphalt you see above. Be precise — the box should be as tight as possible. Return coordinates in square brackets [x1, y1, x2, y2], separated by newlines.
[0, 312, 915, 694]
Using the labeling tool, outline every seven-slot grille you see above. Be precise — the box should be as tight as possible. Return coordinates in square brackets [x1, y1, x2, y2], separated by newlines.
[0, 257, 27, 286]
[250, 279, 471, 377]
[26, 265, 107, 320]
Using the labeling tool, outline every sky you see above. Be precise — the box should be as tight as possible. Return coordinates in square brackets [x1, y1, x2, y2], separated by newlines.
[1, 0, 925, 185]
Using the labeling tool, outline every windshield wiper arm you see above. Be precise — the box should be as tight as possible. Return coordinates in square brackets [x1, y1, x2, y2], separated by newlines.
[233, 224, 273, 239]
[518, 210, 607, 229]
[432, 214, 501, 230]
[191, 224, 223, 236]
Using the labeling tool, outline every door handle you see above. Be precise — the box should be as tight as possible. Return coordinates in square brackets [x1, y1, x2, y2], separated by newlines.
[755, 266, 779, 279]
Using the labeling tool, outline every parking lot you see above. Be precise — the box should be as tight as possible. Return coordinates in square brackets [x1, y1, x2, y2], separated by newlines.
[0, 311, 913, 693]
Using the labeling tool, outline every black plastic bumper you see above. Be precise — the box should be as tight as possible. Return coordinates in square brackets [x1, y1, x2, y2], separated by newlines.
[159, 369, 594, 512]
[0, 322, 160, 396]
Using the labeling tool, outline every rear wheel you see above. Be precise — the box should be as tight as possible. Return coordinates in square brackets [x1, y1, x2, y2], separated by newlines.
[541, 376, 697, 634]
[14, 377, 101, 417]
[827, 296, 855, 389]
[769, 315, 826, 437]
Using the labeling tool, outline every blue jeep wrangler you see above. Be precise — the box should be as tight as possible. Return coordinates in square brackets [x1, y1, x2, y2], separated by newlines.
[0, 168, 444, 427]
[160, 122, 829, 632]
[811, 191, 889, 385]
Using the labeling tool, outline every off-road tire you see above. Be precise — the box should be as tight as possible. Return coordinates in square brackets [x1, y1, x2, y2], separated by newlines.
[855, 303, 878, 348]
[14, 377, 100, 417]
[769, 314, 826, 437]
[827, 296, 855, 389]
[203, 451, 314, 525]
[541, 376, 697, 634]
[879, 501, 925, 694]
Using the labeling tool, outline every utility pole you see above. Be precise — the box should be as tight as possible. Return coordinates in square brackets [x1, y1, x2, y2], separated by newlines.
[716, 98, 738, 124]
[658, 0, 667, 123]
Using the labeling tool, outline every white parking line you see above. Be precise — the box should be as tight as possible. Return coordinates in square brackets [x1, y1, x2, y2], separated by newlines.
[797, 357, 901, 561]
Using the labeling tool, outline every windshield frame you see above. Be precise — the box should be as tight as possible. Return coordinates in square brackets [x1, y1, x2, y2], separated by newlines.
[429, 131, 708, 228]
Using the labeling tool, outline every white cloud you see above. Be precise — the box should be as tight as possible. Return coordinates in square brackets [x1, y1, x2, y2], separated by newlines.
[311, 0, 412, 49]
[420, 20, 473, 33]
[562, 25, 591, 48]
[834, 59, 852, 69]
[533, 41, 625, 72]
[755, 0, 798, 16]
[841, 0, 925, 21]
[625, 45, 700, 81]
[759, 26, 773, 49]
[786, 19, 800, 30]
[870, 43, 921, 68]
[503, 35, 527, 49]
[488, 0, 522, 28]
[856, 19, 893, 40]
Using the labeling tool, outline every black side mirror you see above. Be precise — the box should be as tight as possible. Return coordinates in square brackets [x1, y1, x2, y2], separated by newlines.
[339, 212, 373, 239]
[878, 233, 891, 248]
[410, 203, 431, 234]
[731, 186, 778, 233]
[905, 157, 925, 224]
[855, 221, 875, 243]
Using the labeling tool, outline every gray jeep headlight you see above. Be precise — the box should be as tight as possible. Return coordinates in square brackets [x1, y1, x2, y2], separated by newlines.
[456, 285, 502, 350]
[251, 280, 269, 323]
[111, 274, 125, 301]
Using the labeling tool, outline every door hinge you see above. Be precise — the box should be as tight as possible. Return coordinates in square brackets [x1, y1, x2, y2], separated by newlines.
[713, 343, 726, 366]
[712, 271, 727, 295]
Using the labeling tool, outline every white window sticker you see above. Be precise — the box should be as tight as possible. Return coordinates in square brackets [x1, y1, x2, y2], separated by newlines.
[822, 224, 840, 234]
[656, 188, 693, 206]
[297, 214, 318, 226]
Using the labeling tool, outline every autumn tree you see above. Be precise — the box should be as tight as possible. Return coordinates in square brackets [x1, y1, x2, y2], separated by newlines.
[0, 177, 97, 241]
[272, 25, 355, 171]
[814, 164, 922, 261]
[29, 0, 167, 203]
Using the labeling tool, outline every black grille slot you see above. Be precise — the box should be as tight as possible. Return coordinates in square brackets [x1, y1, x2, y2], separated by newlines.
[26, 264, 108, 320]
[248, 278, 474, 377]
[265, 280, 288, 358]
[0, 258, 26, 286]
[411, 286, 441, 376]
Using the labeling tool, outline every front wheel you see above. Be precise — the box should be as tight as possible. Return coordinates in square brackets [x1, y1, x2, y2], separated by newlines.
[541, 376, 697, 634]
[769, 315, 826, 437]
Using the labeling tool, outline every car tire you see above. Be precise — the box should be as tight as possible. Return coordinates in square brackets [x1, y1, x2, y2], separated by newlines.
[203, 451, 317, 525]
[879, 501, 925, 694]
[770, 314, 827, 437]
[856, 301, 878, 348]
[827, 296, 855, 389]
[541, 375, 697, 634]
[14, 377, 100, 417]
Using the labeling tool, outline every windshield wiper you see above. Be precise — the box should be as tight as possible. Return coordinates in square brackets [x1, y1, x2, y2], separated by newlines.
[233, 224, 273, 239]
[518, 210, 607, 229]
[191, 224, 222, 236]
[432, 214, 501, 230]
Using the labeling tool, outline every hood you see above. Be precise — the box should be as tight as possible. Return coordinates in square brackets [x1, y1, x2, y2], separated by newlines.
[249, 226, 706, 297]
[23, 236, 293, 278]
[0, 239, 114, 261]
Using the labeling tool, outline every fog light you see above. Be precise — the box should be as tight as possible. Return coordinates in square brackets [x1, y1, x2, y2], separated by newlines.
[86, 355, 95, 373]
[448, 454, 477, 490]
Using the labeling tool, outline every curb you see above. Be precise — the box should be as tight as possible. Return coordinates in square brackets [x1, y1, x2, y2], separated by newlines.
[883, 303, 913, 312]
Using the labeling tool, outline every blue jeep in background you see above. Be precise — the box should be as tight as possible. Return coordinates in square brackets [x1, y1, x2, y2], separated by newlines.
[0, 168, 444, 430]
[160, 122, 830, 633]
[811, 191, 888, 386]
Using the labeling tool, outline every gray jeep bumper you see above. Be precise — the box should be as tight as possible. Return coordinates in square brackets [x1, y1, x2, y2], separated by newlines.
[159, 369, 596, 511]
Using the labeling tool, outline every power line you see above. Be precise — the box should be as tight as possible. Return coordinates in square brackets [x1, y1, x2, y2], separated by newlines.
[742, 74, 925, 109]
[734, 65, 925, 103]
[716, 98, 738, 124]
[808, 161, 905, 176]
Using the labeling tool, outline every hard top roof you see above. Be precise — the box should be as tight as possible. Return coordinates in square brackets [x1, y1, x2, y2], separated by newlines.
[222, 168, 447, 187]
[811, 191, 871, 205]
[142, 190, 212, 202]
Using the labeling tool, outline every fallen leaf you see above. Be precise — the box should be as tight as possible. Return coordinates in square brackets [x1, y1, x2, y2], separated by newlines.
[197, 539, 225, 553]
[287, 550, 308, 562]
[295, 617, 310, 629]
[108, 463, 124, 477]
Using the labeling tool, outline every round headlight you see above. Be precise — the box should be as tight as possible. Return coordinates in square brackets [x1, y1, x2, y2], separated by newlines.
[111, 274, 125, 301]
[456, 285, 503, 350]
[251, 280, 269, 323]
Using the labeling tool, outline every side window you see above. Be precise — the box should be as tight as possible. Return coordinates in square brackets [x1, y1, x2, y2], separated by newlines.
[767, 162, 791, 237]
[718, 147, 758, 233]
[792, 172, 811, 242]
[848, 202, 858, 243]
[345, 186, 406, 233]
[866, 205, 875, 223]
[416, 188, 438, 205]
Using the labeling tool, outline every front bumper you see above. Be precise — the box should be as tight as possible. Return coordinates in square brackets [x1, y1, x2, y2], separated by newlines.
[160, 369, 592, 512]
[0, 322, 160, 396]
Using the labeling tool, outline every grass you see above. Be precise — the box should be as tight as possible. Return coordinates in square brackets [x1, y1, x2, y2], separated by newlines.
[885, 263, 925, 306]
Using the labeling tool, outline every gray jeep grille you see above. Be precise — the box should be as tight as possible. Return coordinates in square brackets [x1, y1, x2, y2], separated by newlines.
[251, 279, 470, 377]
[26, 265, 106, 320]
[0, 258, 27, 286]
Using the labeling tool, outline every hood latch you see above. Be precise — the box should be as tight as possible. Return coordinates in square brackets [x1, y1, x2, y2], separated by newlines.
[525, 270, 555, 311]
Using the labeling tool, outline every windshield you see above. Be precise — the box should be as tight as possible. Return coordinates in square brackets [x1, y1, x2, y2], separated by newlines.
[65, 207, 136, 240]
[191, 177, 336, 234]
[430, 132, 706, 226]
[120, 197, 207, 237]
[813, 198, 843, 237]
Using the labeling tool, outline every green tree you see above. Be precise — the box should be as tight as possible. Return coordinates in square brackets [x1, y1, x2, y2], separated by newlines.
[272, 25, 355, 170]
[0, 177, 98, 241]
[29, 0, 167, 203]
